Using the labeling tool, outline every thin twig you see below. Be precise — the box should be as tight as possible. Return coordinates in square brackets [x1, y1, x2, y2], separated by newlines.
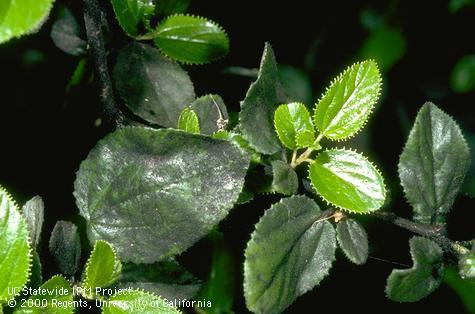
[374, 211, 470, 257]
[83, 0, 125, 127]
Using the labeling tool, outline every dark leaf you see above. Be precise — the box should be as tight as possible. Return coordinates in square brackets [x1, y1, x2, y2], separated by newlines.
[399, 102, 470, 224]
[49, 221, 81, 276]
[239, 43, 288, 154]
[113, 43, 195, 127]
[386, 237, 444, 302]
[244, 195, 336, 313]
[74, 127, 249, 263]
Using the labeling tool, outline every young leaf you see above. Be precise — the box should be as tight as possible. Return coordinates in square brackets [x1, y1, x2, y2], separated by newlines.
[74, 127, 249, 263]
[14, 275, 74, 314]
[50, 7, 87, 56]
[240, 43, 288, 154]
[386, 237, 444, 302]
[113, 43, 195, 127]
[336, 218, 369, 265]
[116, 260, 201, 301]
[244, 195, 336, 314]
[111, 0, 155, 37]
[83, 240, 122, 292]
[190, 94, 229, 135]
[309, 149, 386, 214]
[399, 102, 470, 224]
[314, 60, 382, 140]
[49, 221, 81, 276]
[296, 130, 317, 148]
[0, 186, 31, 302]
[102, 290, 180, 314]
[271, 160, 298, 195]
[274, 102, 315, 150]
[451, 54, 475, 93]
[177, 108, 200, 134]
[0, 0, 54, 44]
[22, 196, 44, 248]
[154, 14, 229, 64]
[155, 0, 191, 16]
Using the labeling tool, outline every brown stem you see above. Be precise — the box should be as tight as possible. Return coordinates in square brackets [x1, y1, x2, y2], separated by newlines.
[374, 211, 469, 257]
[83, 0, 126, 128]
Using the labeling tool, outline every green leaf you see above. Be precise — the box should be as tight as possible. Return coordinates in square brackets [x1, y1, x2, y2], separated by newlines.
[50, 7, 86, 56]
[155, 0, 191, 16]
[274, 102, 315, 150]
[196, 231, 235, 314]
[212, 131, 261, 164]
[0, 0, 54, 44]
[240, 43, 288, 154]
[177, 108, 200, 134]
[459, 252, 475, 279]
[0, 186, 31, 302]
[111, 0, 155, 37]
[74, 127, 249, 263]
[244, 195, 336, 314]
[22, 196, 44, 248]
[360, 27, 406, 72]
[14, 275, 73, 314]
[399, 102, 470, 224]
[309, 149, 386, 214]
[29, 251, 43, 288]
[190, 95, 229, 135]
[278, 65, 313, 105]
[336, 218, 368, 265]
[449, 0, 475, 13]
[444, 266, 475, 313]
[65, 58, 92, 95]
[116, 260, 201, 301]
[271, 160, 298, 195]
[451, 54, 475, 93]
[295, 130, 317, 149]
[113, 43, 195, 128]
[83, 240, 122, 293]
[462, 133, 475, 197]
[154, 14, 229, 64]
[386, 237, 444, 302]
[314, 60, 382, 140]
[49, 221, 81, 276]
[102, 290, 180, 314]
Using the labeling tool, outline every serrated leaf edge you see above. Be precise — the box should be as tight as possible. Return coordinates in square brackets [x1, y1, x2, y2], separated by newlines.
[106, 288, 182, 313]
[243, 195, 335, 310]
[336, 219, 368, 265]
[74, 127, 250, 262]
[273, 102, 315, 150]
[154, 14, 230, 65]
[314, 60, 382, 141]
[397, 102, 471, 218]
[83, 240, 122, 291]
[385, 236, 444, 302]
[0, 185, 33, 302]
[307, 147, 387, 214]
[238, 42, 282, 155]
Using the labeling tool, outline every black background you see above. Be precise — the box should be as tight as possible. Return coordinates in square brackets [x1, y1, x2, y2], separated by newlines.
[0, 0, 474, 312]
